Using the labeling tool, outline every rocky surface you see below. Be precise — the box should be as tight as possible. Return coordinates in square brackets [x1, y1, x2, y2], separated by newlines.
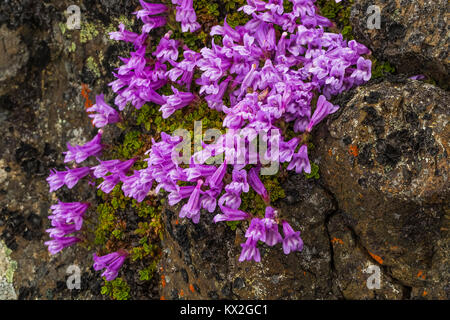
[350, 0, 449, 88]
[313, 79, 449, 299]
[0, 0, 448, 301]
[0, 0, 141, 299]
[159, 174, 413, 300]
[159, 176, 337, 300]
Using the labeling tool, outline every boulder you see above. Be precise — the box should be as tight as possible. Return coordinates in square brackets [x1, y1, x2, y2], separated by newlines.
[313, 79, 449, 299]
[350, 0, 449, 87]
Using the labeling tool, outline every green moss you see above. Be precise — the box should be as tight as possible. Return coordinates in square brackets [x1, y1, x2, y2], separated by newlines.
[58, 22, 67, 35]
[226, 220, 242, 231]
[95, 201, 117, 245]
[80, 21, 100, 43]
[68, 42, 77, 53]
[317, 0, 354, 40]
[304, 162, 320, 180]
[86, 56, 101, 78]
[101, 278, 130, 300]
[239, 174, 286, 217]
[371, 58, 396, 79]
[114, 130, 145, 160]
[139, 260, 158, 281]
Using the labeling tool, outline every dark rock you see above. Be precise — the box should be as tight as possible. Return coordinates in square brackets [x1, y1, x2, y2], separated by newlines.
[350, 0, 449, 88]
[159, 176, 338, 299]
[314, 80, 449, 299]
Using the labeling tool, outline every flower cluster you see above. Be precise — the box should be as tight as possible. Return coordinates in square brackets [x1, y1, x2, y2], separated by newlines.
[45, 0, 370, 282]
[44, 201, 90, 254]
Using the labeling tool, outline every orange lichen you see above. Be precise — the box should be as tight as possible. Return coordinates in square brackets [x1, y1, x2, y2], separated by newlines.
[161, 274, 166, 288]
[328, 148, 333, 156]
[160, 296, 165, 300]
[368, 251, 384, 265]
[81, 83, 94, 109]
[348, 144, 358, 157]
[189, 284, 195, 293]
[417, 271, 426, 280]
[331, 237, 344, 245]
[422, 290, 428, 297]
[81, 83, 95, 126]
[180, 289, 185, 297]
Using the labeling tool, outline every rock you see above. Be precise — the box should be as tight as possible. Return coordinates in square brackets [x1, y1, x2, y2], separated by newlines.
[0, 0, 141, 299]
[313, 79, 449, 299]
[327, 213, 405, 299]
[0, 25, 29, 95]
[350, 0, 449, 87]
[0, 240, 17, 300]
[159, 177, 339, 300]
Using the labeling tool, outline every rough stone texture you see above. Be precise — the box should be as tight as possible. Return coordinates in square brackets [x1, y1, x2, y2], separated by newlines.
[160, 176, 340, 300]
[350, 0, 449, 88]
[313, 79, 449, 299]
[0, 0, 140, 300]
[0, 240, 17, 300]
[327, 214, 405, 299]
[0, 25, 29, 92]
[0, 0, 449, 301]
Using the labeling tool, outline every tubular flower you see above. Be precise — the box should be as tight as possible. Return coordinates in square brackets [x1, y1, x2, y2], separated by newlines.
[47, 167, 91, 192]
[63, 130, 104, 164]
[86, 94, 121, 128]
[93, 251, 128, 281]
[282, 221, 304, 254]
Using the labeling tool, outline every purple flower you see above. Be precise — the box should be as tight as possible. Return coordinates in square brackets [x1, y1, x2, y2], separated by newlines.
[93, 251, 128, 281]
[92, 158, 136, 179]
[173, 0, 200, 33]
[45, 237, 80, 255]
[63, 131, 104, 164]
[239, 238, 261, 262]
[154, 31, 179, 63]
[109, 23, 147, 48]
[226, 168, 249, 194]
[135, 1, 168, 17]
[218, 191, 242, 210]
[245, 217, 266, 242]
[86, 94, 121, 128]
[282, 221, 303, 254]
[409, 74, 426, 80]
[121, 169, 154, 202]
[306, 95, 339, 132]
[98, 174, 121, 194]
[213, 206, 250, 223]
[248, 167, 269, 203]
[160, 86, 195, 118]
[46, 169, 67, 192]
[287, 144, 311, 174]
[46, 222, 78, 239]
[47, 167, 91, 192]
[48, 201, 89, 231]
[205, 160, 227, 189]
[179, 179, 203, 223]
[141, 15, 167, 33]
[351, 57, 372, 85]
[200, 189, 219, 213]
[261, 207, 282, 246]
[64, 167, 92, 189]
